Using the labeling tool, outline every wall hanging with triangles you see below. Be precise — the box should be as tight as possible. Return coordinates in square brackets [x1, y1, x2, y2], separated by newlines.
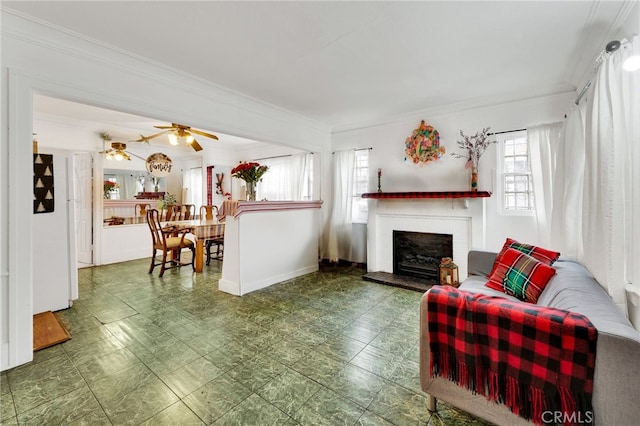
[33, 153, 54, 214]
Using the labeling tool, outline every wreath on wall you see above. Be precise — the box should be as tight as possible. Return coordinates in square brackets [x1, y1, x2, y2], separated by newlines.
[404, 120, 445, 165]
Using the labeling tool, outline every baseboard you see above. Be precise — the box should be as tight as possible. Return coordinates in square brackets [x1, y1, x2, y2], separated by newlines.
[219, 264, 319, 296]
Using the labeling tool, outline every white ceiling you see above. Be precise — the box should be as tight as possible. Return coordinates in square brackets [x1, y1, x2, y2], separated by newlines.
[33, 94, 264, 153]
[5, 1, 634, 130]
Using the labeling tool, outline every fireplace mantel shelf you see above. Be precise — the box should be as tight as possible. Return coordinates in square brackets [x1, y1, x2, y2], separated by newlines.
[362, 191, 492, 199]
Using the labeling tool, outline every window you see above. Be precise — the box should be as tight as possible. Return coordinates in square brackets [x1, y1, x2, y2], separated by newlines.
[352, 149, 369, 223]
[499, 133, 534, 213]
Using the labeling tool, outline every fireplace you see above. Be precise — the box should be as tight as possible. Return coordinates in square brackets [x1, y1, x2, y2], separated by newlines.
[393, 231, 453, 282]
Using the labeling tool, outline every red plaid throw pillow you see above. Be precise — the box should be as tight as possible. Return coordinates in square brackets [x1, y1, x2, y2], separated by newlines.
[486, 247, 556, 303]
[487, 238, 560, 282]
[497, 238, 560, 266]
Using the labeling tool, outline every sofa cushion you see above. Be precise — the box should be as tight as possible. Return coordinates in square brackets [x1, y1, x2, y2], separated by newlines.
[537, 259, 640, 341]
[485, 248, 556, 303]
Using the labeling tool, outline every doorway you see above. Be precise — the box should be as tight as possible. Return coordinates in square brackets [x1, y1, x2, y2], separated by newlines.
[74, 152, 94, 267]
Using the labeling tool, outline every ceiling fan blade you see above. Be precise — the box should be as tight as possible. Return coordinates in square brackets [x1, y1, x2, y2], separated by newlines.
[190, 128, 219, 140]
[127, 151, 147, 161]
[134, 130, 169, 142]
[190, 139, 203, 152]
[154, 125, 175, 130]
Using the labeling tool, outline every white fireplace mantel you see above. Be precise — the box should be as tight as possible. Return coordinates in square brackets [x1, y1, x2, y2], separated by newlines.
[366, 198, 487, 280]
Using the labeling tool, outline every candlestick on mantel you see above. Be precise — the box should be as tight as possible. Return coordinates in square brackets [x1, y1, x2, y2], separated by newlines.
[377, 168, 382, 192]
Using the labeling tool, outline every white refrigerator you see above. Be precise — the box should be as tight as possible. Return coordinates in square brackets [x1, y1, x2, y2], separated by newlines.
[33, 151, 79, 314]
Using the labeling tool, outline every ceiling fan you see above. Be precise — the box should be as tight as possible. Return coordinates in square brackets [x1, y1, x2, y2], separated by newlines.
[134, 123, 218, 152]
[99, 141, 147, 161]
[99, 133, 145, 161]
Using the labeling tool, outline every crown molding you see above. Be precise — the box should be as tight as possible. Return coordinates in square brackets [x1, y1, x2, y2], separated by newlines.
[570, 0, 637, 96]
[331, 91, 576, 135]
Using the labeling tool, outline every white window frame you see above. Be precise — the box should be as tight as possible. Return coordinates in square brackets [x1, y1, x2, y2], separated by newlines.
[352, 149, 369, 223]
[496, 131, 535, 215]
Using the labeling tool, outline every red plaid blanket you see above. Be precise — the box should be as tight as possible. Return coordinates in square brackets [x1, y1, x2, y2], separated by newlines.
[427, 286, 597, 425]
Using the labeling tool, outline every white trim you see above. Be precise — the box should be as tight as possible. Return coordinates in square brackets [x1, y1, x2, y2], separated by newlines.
[5, 70, 35, 370]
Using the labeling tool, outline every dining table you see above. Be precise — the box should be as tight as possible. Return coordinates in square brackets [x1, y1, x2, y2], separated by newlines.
[164, 218, 225, 273]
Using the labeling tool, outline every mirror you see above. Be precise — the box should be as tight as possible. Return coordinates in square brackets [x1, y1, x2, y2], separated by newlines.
[103, 168, 164, 199]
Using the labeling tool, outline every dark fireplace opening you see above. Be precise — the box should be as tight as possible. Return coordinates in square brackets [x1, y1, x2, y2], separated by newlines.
[393, 231, 453, 283]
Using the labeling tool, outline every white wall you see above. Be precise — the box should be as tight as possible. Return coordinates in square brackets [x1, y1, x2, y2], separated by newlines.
[332, 92, 574, 252]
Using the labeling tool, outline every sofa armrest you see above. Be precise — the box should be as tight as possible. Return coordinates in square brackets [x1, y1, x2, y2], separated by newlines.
[467, 250, 497, 278]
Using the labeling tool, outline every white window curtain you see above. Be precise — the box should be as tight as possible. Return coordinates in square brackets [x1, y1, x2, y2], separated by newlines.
[528, 122, 562, 247]
[290, 153, 312, 200]
[327, 150, 355, 262]
[549, 36, 639, 310]
[257, 153, 313, 201]
[182, 168, 203, 207]
[550, 104, 586, 260]
[115, 174, 138, 199]
[580, 38, 637, 308]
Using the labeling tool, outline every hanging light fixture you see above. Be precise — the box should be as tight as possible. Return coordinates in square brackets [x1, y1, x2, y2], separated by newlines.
[100, 132, 131, 161]
[105, 142, 131, 161]
[168, 128, 195, 146]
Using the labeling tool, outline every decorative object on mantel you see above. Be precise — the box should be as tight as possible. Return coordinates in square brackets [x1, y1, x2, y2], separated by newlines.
[451, 127, 497, 191]
[361, 191, 492, 199]
[404, 120, 445, 165]
[231, 161, 269, 201]
[103, 180, 118, 199]
[377, 168, 382, 193]
[439, 257, 459, 287]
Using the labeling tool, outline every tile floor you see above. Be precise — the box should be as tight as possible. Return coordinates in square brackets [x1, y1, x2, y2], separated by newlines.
[0, 258, 492, 425]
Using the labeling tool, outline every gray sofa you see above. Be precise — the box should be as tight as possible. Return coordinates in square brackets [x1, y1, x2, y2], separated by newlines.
[420, 250, 640, 425]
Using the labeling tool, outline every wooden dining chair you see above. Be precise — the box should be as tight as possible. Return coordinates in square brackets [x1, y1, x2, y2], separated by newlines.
[182, 204, 195, 220]
[146, 209, 195, 277]
[200, 205, 224, 264]
[135, 203, 151, 217]
[199, 205, 216, 220]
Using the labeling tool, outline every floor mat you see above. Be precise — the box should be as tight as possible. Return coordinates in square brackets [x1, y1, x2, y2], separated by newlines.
[33, 311, 71, 351]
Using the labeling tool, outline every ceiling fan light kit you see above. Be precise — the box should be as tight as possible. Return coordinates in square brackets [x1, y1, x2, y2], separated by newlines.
[136, 123, 218, 152]
[104, 142, 131, 161]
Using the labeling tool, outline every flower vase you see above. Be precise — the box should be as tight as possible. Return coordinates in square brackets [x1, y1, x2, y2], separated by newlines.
[104, 191, 111, 200]
[246, 181, 256, 201]
[470, 166, 478, 192]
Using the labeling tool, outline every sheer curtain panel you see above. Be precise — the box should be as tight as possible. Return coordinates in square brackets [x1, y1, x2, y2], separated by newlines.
[257, 153, 313, 201]
[528, 122, 562, 247]
[550, 36, 639, 310]
[550, 104, 586, 259]
[327, 150, 355, 262]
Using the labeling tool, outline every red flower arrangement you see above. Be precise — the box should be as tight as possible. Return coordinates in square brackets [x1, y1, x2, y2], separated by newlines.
[103, 180, 118, 191]
[231, 161, 269, 183]
[103, 180, 119, 199]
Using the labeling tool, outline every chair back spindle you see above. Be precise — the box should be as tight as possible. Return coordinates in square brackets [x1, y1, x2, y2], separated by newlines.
[183, 204, 195, 220]
[199, 205, 218, 221]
